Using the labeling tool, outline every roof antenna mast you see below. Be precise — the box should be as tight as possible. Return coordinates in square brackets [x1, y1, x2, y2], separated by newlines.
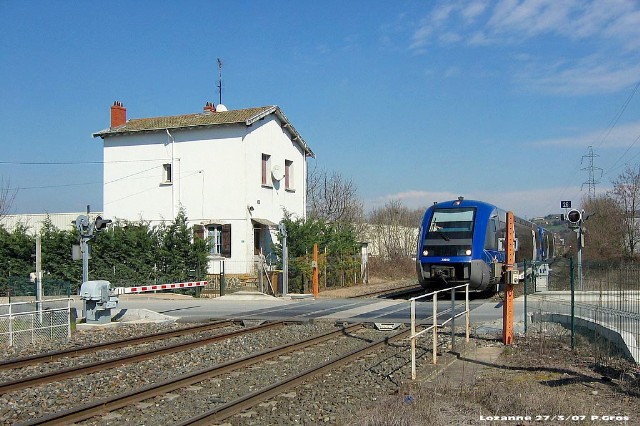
[217, 58, 223, 105]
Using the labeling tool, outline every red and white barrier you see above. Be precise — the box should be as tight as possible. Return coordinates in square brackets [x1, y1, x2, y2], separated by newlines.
[114, 281, 207, 295]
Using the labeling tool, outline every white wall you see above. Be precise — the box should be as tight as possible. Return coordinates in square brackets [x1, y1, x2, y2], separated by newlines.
[101, 115, 307, 268]
[1, 212, 98, 235]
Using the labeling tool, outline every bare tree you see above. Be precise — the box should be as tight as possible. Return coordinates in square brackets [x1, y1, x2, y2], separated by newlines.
[609, 165, 640, 256]
[306, 166, 363, 225]
[0, 177, 17, 222]
[367, 200, 423, 260]
[581, 194, 625, 260]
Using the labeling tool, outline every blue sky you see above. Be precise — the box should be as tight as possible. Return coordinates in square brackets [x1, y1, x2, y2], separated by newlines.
[2, 1, 640, 219]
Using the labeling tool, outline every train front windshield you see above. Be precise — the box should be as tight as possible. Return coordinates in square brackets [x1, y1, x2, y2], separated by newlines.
[423, 208, 475, 257]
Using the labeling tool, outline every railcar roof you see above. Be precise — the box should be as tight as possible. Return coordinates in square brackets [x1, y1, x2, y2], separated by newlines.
[430, 199, 495, 210]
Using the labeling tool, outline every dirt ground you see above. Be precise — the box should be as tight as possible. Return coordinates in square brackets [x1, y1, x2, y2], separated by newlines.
[320, 280, 640, 425]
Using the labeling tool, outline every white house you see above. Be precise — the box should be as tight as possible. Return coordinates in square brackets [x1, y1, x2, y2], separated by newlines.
[92, 101, 314, 273]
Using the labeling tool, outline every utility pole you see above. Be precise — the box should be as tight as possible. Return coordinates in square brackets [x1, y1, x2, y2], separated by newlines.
[581, 146, 602, 197]
[35, 234, 42, 318]
[279, 222, 288, 296]
[312, 243, 319, 297]
[217, 58, 223, 105]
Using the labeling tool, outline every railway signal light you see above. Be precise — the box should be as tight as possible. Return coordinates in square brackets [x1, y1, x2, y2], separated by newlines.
[74, 215, 90, 234]
[94, 216, 112, 231]
[566, 209, 582, 228]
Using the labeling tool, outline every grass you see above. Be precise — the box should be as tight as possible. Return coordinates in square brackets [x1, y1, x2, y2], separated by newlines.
[345, 332, 639, 425]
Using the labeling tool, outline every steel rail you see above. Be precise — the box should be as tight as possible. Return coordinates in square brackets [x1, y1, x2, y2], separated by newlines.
[0, 320, 235, 370]
[177, 327, 411, 426]
[0, 321, 284, 394]
[18, 323, 363, 426]
[348, 284, 423, 299]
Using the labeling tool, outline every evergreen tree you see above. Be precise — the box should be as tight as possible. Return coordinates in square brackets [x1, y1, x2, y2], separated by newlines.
[0, 223, 34, 285]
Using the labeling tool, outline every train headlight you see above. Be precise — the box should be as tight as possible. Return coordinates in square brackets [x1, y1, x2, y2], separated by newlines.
[465, 249, 472, 256]
[422, 249, 429, 256]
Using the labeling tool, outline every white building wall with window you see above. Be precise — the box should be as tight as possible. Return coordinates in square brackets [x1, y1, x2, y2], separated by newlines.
[95, 104, 313, 274]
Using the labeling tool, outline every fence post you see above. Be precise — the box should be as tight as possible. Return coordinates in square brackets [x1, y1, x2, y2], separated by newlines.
[220, 260, 226, 297]
[9, 303, 13, 347]
[570, 257, 575, 351]
[411, 299, 416, 380]
[450, 288, 455, 350]
[465, 284, 470, 342]
[432, 294, 438, 364]
[67, 298, 72, 338]
[524, 260, 528, 335]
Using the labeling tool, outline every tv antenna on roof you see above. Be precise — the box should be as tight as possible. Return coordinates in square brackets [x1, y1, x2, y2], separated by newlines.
[217, 58, 223, 105]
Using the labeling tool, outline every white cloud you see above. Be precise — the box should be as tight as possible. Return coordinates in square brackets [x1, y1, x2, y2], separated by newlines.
[530, 121, 640, 148]
[409, 0, 640, 95]
[516, 55, 640, 95]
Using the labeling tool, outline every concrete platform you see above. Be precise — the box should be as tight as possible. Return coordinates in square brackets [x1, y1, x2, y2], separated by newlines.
[76, 308, 178, 328]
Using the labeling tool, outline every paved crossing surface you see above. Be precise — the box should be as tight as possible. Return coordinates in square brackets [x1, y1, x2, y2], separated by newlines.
[73, 292, 516, 326]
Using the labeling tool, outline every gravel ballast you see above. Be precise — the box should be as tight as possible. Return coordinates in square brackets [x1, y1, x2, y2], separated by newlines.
[1, 320, 446, 425]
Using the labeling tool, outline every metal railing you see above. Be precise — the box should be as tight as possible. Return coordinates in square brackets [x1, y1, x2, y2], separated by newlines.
[409, 284, 470, 380]
[526, 258, 640, 363]
[0, 298, 72, 347]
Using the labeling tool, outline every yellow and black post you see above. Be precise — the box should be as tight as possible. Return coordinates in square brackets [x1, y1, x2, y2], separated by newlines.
[503, 211, 515, 345]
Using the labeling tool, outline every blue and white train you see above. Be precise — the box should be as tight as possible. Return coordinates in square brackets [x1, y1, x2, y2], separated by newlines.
[415, 198, 555, 292]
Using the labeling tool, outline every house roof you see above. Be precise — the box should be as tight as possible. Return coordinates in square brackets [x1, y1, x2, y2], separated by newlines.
[92, 105, 314, 157]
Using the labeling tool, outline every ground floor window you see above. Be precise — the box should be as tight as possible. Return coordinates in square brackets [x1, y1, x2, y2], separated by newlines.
[206, 224, 231, 257]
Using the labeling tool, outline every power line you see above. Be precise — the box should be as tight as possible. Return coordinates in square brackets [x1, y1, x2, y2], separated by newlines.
[14, 181, 101, 190]
[595, 81, 640, 150]
[0, 159, 167, 165]
[9, 165, 163, 191]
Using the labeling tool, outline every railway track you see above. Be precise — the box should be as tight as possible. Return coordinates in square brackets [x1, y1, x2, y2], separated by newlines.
[350, 283, 423, 299]
[0, 320, 236, 370]
[178, 327, 411, 426]
[0, 321, 284, 394]
[18, 323, 366, 426]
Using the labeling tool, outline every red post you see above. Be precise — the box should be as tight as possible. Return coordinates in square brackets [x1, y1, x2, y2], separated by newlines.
[503, 211, 515, 345]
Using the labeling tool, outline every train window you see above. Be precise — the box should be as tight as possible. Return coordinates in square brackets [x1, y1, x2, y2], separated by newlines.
[485, 216, 498, 250]
[426, 208, 475, 240]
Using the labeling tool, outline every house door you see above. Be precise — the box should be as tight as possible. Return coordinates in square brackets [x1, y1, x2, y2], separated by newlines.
[254, 226, 262, 255]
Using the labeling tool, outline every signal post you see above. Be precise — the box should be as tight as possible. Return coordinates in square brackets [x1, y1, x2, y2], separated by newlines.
[503, 211, 516, 345]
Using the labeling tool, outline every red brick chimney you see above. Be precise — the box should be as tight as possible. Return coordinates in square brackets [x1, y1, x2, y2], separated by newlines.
[110, 101, 126, 128]
[203, 101, 216, 113]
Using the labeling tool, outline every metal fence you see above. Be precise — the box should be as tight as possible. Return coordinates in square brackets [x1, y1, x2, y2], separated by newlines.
[0, 277, 73, 300]
[0, 298, 72, 347]
[203, 259, 280, 297]
[287, 252, 363, 294]
[202, 254, 363, 297]
[409, 284, 470, 380]
[525, 258, 640, 364]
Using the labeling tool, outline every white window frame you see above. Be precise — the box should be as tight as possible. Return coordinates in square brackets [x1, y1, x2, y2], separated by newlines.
[285, 159, 294, 191]
[207, 225, 223, 256]
[162, 163, 173, 184]
[261, 154, 272, 187]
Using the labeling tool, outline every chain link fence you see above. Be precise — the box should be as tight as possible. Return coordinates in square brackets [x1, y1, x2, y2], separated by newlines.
[200, 252, 363, 297]
[287, 251, 362, 294]
[0, 298, 72, 347]
[0, 277, 73, 301]
[524, 258, 640, 364]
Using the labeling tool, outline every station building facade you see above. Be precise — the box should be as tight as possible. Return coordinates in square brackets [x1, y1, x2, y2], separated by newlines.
[92, 102, 314, 273]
